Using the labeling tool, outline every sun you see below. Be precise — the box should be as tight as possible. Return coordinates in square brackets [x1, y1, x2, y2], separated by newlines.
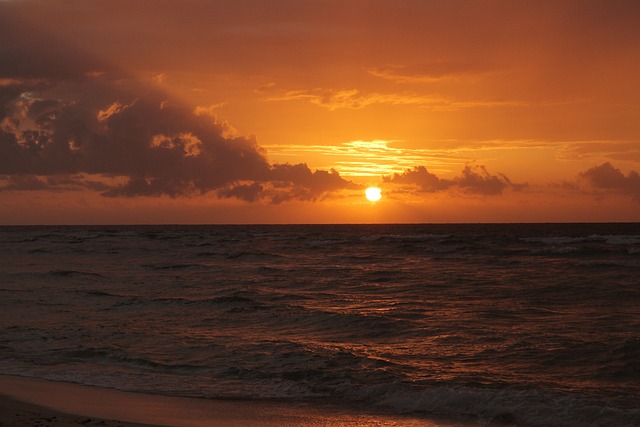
[365, 187, 382, 202]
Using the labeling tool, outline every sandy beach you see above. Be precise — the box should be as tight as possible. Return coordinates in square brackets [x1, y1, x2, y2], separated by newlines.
[0, 393, 156, 427]
[0, 375, 459, 427]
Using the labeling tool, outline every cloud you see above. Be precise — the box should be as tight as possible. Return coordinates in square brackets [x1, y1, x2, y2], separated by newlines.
[268, 164, 352, 203]
[268, 88, 422, 110]
[269, 88, 522, 111]
[384, 164, 526, 196]
[0, 7, 357, 204]
[456, 165, 520, 195]
[559, 141, 640, 163]
[0, 82, 354, 201]
[382, 166, 450, 192]
[0, 23, 354, 204]
[218, 182, 264, 203]
[216, 165, 353, 204]
[579, 162, 640, 200]
[0, 174, 112, 193]
[369, 61, 485, 83]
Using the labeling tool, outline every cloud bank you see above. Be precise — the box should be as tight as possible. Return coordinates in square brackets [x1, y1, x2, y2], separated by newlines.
[384, 165, 527, 196]
[580, 162, 640, 201]
[0, 15, 355, 203]
[0, 78, 354, 202]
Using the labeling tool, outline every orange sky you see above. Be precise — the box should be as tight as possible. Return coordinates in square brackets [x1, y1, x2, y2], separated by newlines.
[1, 0, 639, 224]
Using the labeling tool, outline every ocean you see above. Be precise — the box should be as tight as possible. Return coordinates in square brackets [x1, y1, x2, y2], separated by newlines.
[0, 223, 638, 426]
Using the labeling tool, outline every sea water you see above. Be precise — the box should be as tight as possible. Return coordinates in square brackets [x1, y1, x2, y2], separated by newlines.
[0, 224, 638, 426]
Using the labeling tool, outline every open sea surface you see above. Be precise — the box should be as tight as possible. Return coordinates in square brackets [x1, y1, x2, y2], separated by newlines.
[0, 223, 639, 426]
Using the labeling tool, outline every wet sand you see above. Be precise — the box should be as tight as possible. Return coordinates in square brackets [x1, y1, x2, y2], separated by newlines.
[0, 393, 156, 427]
[0, 375, 461, 426]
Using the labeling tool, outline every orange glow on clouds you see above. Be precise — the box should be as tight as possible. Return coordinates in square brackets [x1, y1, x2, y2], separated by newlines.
[1, 1, 640, 224]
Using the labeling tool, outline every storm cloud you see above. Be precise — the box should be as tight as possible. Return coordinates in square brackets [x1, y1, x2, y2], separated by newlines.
[0, 12, 354, 203]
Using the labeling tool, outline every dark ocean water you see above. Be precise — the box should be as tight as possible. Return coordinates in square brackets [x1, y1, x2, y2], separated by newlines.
[0, 224, 639, 426]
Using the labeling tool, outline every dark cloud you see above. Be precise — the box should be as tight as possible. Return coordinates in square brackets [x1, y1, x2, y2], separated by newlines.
[580, 162, 640, 200]
[382, 166, 450, 192]
[0, 7, 121, 83]
[0, 175, 50, 192]
[0, 174, 112, 193]
[218, 183, 265, 203]
[216, 165, 352, 204]
[268, 165, 351, 204]
[456, 165, 517, 196]
[0, 11, 354, 203]
[384, 164, 525, 196]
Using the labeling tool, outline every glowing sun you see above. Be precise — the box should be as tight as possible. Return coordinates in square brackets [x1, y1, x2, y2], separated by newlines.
[365, 187, 382, 202]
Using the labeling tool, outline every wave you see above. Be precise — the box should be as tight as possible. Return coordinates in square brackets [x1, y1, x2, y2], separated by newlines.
[222, 251, 284, 260]
[81, 290, 273, 313]
[48, 269, 103, 277]
[277, 306, 418, 341]
[142, 263, 208, 270]
[0, 288, 31, 293]
[602, 337, 640, 381]
[360, 233, 452, 243]
[3, 223, 639, 426]
[49, 337, 635, 427]
[527, 246, 581, 255]
[155, 294, 270, 314]
[347, 383, 640, 427]
[81, 290, 118, 297]
[306, 239, 351, 247]
[60, 346, 210, 374]
[522, 234, 640, 246]
[27, 248, 51, 254]
[576, 259, 640, 269]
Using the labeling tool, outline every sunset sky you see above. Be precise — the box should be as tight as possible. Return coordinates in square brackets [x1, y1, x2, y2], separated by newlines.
[1, 0, 639, 224]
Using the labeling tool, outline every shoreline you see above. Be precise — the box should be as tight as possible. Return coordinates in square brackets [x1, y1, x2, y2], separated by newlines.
[0, 375, 466, 426]
[0, 393, 157, 427]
